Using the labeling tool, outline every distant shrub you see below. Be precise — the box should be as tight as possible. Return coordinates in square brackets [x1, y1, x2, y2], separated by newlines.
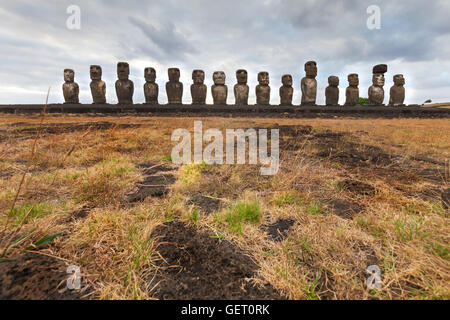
[359, 97, 369, 106]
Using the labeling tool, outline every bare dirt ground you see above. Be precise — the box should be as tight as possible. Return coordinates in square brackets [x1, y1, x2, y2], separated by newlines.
[0, 114, 448, 300]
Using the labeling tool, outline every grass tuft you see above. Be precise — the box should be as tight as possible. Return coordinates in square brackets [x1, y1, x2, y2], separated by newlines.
[224, 200, 262, 233]
[6, 202, 51, 226]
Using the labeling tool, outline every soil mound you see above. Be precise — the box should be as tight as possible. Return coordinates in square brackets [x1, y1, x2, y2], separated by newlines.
[128, 163, 178, 201]
[263, 219, 295, 241]
[0, 253, 92, 300]
[149, 221, 284, 300]
[187, 195, 222, 214]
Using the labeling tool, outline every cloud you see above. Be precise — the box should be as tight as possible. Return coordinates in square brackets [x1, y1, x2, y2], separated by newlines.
[0, 0, 449, 104]
[128, 17, 197, 61]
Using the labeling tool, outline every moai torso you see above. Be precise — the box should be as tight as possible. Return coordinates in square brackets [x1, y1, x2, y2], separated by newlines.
[389, 74, 405, 106]
[144, 67, 158, 104]
[115, 62, 134, 104]
[255, 72, 270, 105]
[345, 74, 359, 106]
[211, 71, 227, 105]
[191, 70, 207, 104]
[368, 64, 387, 105]
[91, 81, 106, 104]
[62, 69, 79, 104]
[90, 65, 106, 104]
[325, 76, 339, 106]
[301, 61, 317, 106]
[279, 75, 293, 106]
[234, 69, 249, 105]
[144, 83, 159, 104]
[368, 78, 385, 105]
[166, 68, 183, 104]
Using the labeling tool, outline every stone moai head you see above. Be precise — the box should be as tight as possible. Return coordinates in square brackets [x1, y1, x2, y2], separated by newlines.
[282, 74, 293, 87]
[328, 76, 339, 87]
[305, 61, 317, 78]
[236, 69, 248, 84]
[372, 73, 385, 87]
[258, 72, 269, 85]
[117, 62, 130, 80]
[372, 64, 387, 87]
[90, 65, 102, 81]
[64, 69, 75, 83]
[348, 74, 359, 87]
[168, 68, 180, 82]
[145, 67, 156, 82]
[394, 74, 405, 86]
[192, 70, 205, 84]
[213, 71, 226, 85]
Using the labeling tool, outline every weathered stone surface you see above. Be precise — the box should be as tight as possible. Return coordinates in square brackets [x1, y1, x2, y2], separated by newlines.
[301, 61, 317, 106]
[369, 74, 386, 105]
[373, 64, 388, 74]
[62, 69, 79, 104]
[212, 71, 227, 105]
[279, 74, 293, 106]
[234, 69, 249, 105]
[191, 70, 207, 105]
[369, 64, 387, 106]
[389, 74, 405, 107]
[90, 65, 106, 104]
[256, 72, 270, 105]
[325, 76, 339, 106]
[115, 62, 134, 104]
[345, 74, 359, 106]
[166, 68, 183, 104]
[144, 67, 158, 105]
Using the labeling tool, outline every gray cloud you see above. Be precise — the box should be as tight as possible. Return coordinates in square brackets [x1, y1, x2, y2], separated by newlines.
[0, 0, 449, 105]
[128, 17, 197, 61]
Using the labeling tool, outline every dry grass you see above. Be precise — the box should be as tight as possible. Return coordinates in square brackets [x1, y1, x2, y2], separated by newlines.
[0, 114, 449, 300]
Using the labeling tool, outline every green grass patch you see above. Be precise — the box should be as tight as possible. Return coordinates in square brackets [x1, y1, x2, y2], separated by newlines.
[180, 162, 210, 184]
[189, 209, 199, 223]
[307, 200, 325, 215]
[394, 215, 427, 242]
[429, 242, 449, 261]
[274, 192, 295, 207]
[6, 202, 51, 226]
[161, 155, 172, 162]
[224, 200, 262, 233]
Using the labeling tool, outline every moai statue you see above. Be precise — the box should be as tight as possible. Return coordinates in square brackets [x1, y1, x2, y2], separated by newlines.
[211, 71, 227, 105]
[368, 64, 387, 105]
[279, 74, 293, 106]
[90, 65, 106, 104]
[191, 70, 207, 105]
[256, 72, 270, 105]
[301, 61, 317, 106]
[115, 62, 134, 104]
[325, 76, 339, 106]
[389, 74, 405, 107]
[166, 68, 183, 104]
[234, 69, 249, 105]
[62, 69, 79, 104]
[144, 67, 158, 104]
[345, 74, 359, 106]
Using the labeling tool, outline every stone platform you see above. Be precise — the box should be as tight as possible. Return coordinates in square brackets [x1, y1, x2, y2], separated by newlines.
[0, 104, 449, 119]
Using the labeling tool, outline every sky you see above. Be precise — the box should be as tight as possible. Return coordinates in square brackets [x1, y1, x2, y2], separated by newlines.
[0, 0, 450, 105]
